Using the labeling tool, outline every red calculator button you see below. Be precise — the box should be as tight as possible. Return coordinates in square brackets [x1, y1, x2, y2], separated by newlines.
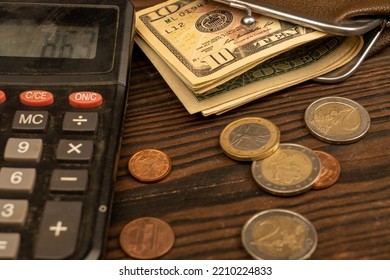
[20, 90, 54, 106]
[69, 91, 103, 108]
[0, 90, 6, 104]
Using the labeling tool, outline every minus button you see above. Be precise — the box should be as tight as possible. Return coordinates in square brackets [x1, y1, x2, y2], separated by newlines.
[50, 169, 88, 193]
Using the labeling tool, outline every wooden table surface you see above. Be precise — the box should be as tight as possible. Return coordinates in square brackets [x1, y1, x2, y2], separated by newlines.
[104, 1, 390, 260]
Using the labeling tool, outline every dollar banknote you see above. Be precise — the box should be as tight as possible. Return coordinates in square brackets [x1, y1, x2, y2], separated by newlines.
[136, 0, 328, 93]
[135, 34, 363, 115]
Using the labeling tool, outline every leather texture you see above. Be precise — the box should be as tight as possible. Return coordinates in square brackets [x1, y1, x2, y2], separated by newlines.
[252, 0, 390, 55]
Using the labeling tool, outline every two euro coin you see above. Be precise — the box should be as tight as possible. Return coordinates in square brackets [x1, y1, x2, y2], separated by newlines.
[220, 117, 280, 161]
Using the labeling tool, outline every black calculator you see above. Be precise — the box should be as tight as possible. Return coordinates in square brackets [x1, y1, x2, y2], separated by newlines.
[0, 0, 134, 259]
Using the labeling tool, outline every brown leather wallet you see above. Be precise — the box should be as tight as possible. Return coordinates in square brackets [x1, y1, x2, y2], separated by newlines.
[216, 0, 390, 55]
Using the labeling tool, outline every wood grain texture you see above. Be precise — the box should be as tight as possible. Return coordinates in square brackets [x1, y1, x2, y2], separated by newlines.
[104, 5, 390, 258]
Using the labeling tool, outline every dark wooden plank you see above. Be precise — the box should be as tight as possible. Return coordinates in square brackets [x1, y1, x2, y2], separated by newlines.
[104, 10, 390, 259]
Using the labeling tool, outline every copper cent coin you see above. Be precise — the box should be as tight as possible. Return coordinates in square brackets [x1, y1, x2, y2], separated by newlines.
[128, 149, 172, 183]
[313, 150, 341, 189]
[119, 217, 175, 259]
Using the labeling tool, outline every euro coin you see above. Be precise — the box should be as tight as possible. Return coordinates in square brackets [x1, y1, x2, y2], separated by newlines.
[128, 149, 172, 183]
[119, 217, 175, 259]
[241, 209, 318, 260]
[313, 150, 341, 189]
[252, 143, 321, 196]
[220, 117, 280, 161]
[304, 96, 370, 144]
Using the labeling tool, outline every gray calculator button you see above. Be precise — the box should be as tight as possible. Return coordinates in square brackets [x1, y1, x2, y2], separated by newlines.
[12, 111, 49, 131]
[56, 140, 93, 162]
[4, 138, 43, 163]
[0, 233, 20, 259]
[34, 201, 82, 259]
[0, 199, 28, 226]
[0, 168, 36, 194]
[63, 112, 98, 132]
[50, 169, 88, 192]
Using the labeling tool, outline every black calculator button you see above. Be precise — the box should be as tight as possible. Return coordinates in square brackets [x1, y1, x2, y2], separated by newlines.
[62, 112, 98, 132]
[12, 111, 49, 132]
[0, 90, 5, 104]
[19, 90, 54, 107]
[34, 201, 82, 259]
[0, 233, 20, 260]
[50, 169, 88, 193]
[4, 138, 43, 163]
[0, 199, 29, 226]
[0, 168, 36, 195]
[56, 140, 94, 162]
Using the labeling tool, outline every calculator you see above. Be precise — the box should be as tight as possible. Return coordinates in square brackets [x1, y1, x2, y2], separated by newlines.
[0, 0, 134, 259]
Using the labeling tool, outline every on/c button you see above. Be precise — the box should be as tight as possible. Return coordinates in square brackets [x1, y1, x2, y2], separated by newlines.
[69, 91, 103, 108]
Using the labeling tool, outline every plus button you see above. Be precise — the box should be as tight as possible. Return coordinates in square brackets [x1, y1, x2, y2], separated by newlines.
[49, 221, 68, 237]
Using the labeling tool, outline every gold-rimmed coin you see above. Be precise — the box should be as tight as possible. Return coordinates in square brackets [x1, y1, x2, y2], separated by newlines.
[313, 150, 341, 189]
[119, 217, 175, 259]
[304, 96, 370, 144]
[128, 149, 171, 183]
[241, 209, 318, 260]
[220, 117, 280, 161]
[251, 143, 321, 196]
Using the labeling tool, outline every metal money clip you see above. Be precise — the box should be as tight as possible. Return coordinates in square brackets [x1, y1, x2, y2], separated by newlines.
[214, 0, 388, 83]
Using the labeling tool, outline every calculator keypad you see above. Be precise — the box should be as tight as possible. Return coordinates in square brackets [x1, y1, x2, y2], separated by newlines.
[0, 86, 122, 259]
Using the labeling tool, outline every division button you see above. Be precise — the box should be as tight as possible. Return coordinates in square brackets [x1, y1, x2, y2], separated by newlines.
[34, 201, 82, 259]
[19, 90, 54, 107]
[62, 112, 98, 132]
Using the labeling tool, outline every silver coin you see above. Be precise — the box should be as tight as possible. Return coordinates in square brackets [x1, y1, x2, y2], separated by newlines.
[241, 209, 318, 260]
[304, 96, 370, 144]
[252, 143, 322, 196]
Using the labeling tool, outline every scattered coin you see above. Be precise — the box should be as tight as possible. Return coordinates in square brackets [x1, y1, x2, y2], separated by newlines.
[252, 143, 321, 196]
[119, 217, 175, 259]
[241, 209, 318, 260]
[128, 149, 171, 183]
[313, 150, 341, 189]
[220, 117, 280, 161]
[304, 96, 370, 144]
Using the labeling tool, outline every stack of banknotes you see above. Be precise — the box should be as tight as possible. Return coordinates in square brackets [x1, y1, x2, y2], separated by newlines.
[135, 0, 363, 116]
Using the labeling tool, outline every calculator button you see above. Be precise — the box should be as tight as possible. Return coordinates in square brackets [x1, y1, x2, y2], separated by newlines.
[56, 140, 93, 162]
[20, 90, 54, 107]
[63, 112, 98, 132]
[69, 91, 103, 108]
[34, 201, 82, 259]
[4, 138, 43, 163]
[0, 199, 28, 226]
[0, 168, 36, 195]
[0, 90, 5, 104]
[50, 169, 88, 192]
[12, 111, 49, 131]
[0, 233, 20, 259]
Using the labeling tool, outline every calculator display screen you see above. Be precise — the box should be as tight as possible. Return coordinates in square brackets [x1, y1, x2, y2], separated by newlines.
[0, 4, 119, 74]
[0, 20, 99, 59]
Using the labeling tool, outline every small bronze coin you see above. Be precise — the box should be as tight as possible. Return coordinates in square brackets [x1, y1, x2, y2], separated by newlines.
[241, 209, 318, 260]
[313, 150, 341, 189]
[128, 149, 171, 183]
[119, 217, 175, 259]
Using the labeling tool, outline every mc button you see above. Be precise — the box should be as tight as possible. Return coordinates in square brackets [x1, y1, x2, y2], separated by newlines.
[69, 91, 103, 108]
